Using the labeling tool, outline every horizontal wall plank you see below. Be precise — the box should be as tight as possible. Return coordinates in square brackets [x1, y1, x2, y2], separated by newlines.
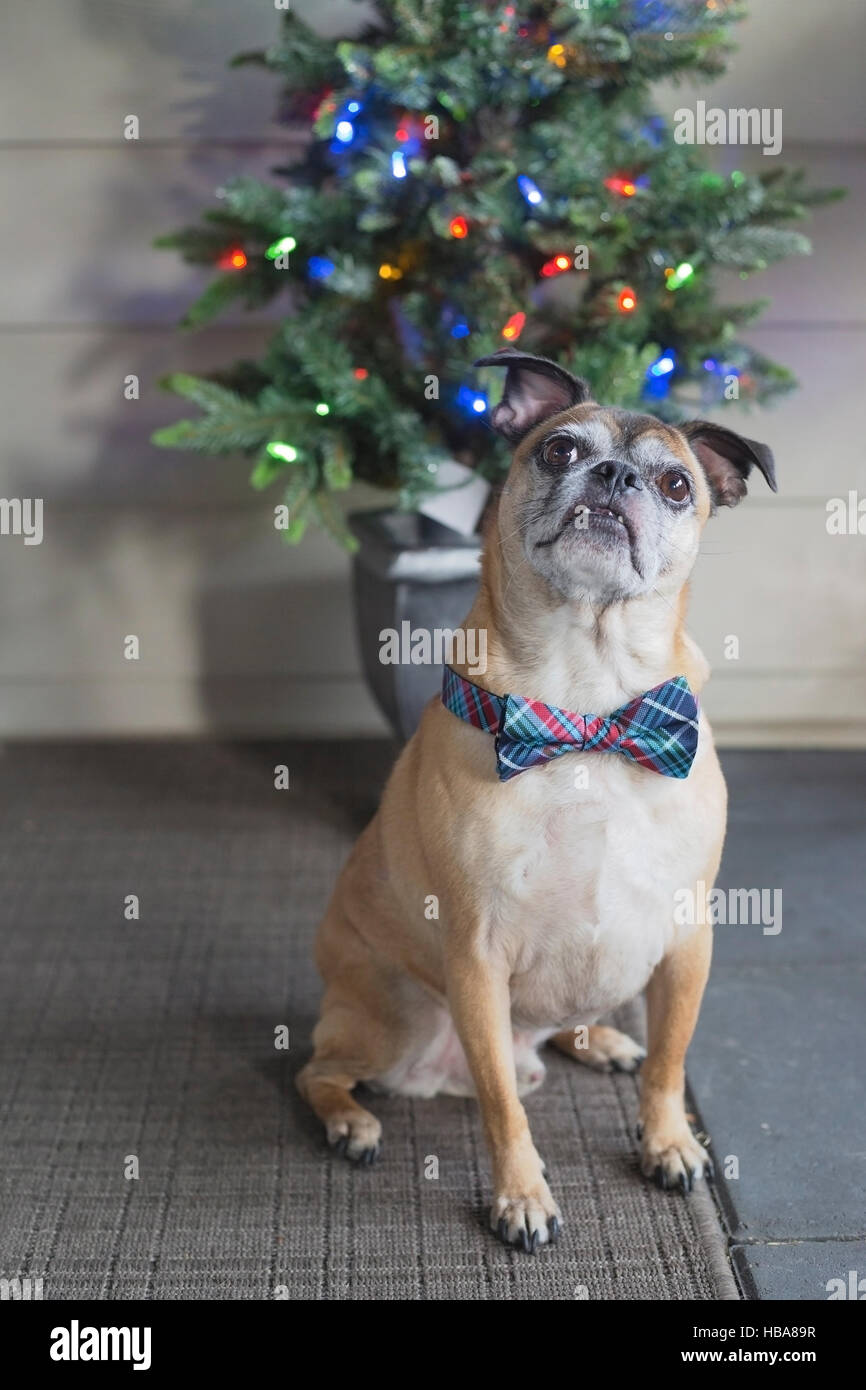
[0, 144, 296, 326]
[0, 503, 861, 741]
[654, 0, 865, 147]
[0, 504, 859, 679]
[0, 323, 862, 504]
[0, 325, 273, 503]
[0, 506, 360, 681]
[2, 2, 861, 145]
[0, 0, 375, 143]
[714, 145, 866, 326]
[688, 502, 866, 675]
[0, 675, 386, 739]
[0, 150, 860, 334]
[0, 675, 862, 744]
[686, 323, 866, 498]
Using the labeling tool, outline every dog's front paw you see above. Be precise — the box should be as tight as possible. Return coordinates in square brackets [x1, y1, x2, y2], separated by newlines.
[326, 1108, 382, 1165]
[640, 1122, 712, 1194]
[491, 1175, 562, 1252]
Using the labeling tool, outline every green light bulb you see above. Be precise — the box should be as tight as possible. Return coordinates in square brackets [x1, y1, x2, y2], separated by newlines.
[315, 403, 330, 416]
[265, 235, 297, 260]
[266, 442, 298, 462]
[666, 261, 695, 292]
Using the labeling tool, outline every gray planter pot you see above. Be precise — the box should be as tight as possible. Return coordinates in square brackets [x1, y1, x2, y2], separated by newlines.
[350, 509, 482, 740]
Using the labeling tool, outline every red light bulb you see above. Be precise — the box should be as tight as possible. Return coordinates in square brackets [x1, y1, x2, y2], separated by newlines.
[541, 254, 572, 278]
[218, 247, 247, 271]
[617, 287, 637, 312]
[501, 311, 526, 342]
[604, 176, 637, 198]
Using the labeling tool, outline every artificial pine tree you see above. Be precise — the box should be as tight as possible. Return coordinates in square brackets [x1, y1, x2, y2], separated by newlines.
[153, 0, 836, 547]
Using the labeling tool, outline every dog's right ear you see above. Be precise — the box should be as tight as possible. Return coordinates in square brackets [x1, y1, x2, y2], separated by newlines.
[474, 348, 593, 443]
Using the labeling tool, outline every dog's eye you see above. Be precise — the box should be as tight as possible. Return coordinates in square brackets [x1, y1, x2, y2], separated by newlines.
[658, 470, 691, 503]
[541, 436, 577, 467]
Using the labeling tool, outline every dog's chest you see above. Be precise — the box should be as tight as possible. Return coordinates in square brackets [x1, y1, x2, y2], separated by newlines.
[484, 754, 711, 1026]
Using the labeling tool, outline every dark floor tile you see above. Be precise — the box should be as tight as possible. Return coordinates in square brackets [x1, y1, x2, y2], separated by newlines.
[732, 1241, 866, 1301]
[690, 963, 866, 1240]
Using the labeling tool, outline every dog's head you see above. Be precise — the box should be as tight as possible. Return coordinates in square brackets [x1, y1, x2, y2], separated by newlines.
[476, 348, 776, 605]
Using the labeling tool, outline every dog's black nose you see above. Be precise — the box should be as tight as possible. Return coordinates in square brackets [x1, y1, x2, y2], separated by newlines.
[590, 460, 642, 494]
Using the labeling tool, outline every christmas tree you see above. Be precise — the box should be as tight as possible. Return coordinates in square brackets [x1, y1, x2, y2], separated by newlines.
[153, 0, 836, 547]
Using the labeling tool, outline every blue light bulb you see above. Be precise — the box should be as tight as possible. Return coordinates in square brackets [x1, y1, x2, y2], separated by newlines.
[649, 351, 676, 377]
[517, 175, 543, 206]
[391, 151, 407, 179]
[335, 120, 354, 144]
[308, 256, 335, 281]
[457, 385, 488, 415]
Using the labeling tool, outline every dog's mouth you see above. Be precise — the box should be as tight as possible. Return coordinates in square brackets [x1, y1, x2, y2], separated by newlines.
[536, 502, 632, 549]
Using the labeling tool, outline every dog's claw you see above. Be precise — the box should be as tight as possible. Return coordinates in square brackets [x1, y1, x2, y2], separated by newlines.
[529, 1228, 540, 1255]
[635, 1121, 644, 1141]
[498, 1218, 508, 1244]
[653, 1165, 668, 1191]
[330, 1135, 380, 1165]
[519, 1226, 530, 1254]
[679, 1170, 691, 1196]
[548, 1215, 560, 1244]
[705, 1156, 715, 1182]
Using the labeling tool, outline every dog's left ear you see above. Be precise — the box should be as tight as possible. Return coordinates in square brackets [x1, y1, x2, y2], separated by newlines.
[681, 420, 777, 507]
[475, 348, 593, 442]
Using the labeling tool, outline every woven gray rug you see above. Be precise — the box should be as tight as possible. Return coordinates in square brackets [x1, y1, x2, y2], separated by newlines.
[0, 742, 733, 1300]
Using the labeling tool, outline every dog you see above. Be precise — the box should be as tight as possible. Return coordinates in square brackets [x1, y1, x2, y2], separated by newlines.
[298, 348, 776, 1252]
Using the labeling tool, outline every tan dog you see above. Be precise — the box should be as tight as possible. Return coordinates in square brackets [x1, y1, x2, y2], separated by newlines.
[298, 349, 776, 1252]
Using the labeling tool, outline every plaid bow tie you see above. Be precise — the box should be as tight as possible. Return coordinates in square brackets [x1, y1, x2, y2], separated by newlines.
[442, 667, 699, 782]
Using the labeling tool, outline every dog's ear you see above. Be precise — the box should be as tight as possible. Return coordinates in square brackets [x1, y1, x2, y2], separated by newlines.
[474, 348, 593, 443]
[681, 420, 777, 508]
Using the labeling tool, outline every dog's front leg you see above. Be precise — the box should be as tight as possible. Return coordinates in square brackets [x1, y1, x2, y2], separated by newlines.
[445, 943, 561, 1252]
[639, 920, 714, 1193]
